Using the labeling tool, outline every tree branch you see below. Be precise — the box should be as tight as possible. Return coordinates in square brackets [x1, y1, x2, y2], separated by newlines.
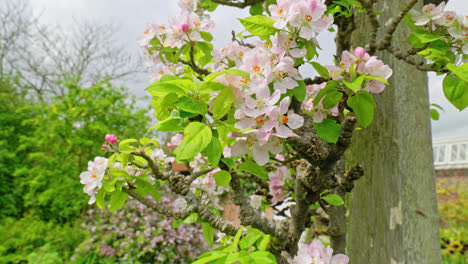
[356, 0, 379, 54]
[377, 0, 419, 51]
[211, 0, 265, 8]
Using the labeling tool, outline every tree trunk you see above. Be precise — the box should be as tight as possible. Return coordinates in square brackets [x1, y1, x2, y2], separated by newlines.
[345, 1, 442, 263]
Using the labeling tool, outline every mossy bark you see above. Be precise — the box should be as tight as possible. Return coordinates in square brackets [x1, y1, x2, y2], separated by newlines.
[345, 1, 441, 263]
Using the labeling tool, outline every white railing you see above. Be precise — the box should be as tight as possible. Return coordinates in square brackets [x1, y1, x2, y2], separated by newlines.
[433, 136, 468, 169]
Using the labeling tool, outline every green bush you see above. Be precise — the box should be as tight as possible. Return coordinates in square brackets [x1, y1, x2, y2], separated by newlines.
[0, 77, 152, 262]
[437, 179, 468, 264]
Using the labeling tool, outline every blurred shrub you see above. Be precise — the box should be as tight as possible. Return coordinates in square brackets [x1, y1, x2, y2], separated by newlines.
[10, 78, 151, 222]
[0, 214, 86, 263]
[437, 179, 468, 263]
[73, 196, 209, 264]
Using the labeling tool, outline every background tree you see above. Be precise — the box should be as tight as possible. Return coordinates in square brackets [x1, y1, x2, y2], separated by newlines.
[0, 0, 144, 100]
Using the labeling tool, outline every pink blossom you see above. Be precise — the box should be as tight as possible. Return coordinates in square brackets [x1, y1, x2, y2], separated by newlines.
[264, 97, 304, 138]
[268, 166, 290, 204]
[410, 2, 446, 26]
[291, 240, 349, 264]
[269, 0, 295, 29]
[289, 0, 333, 40]
[80, 157, 108, 204]
[353, 47, 366, 60]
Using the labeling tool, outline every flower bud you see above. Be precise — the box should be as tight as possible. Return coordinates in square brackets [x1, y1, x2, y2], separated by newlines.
[181, 24, 190, 33]
[167, 142, 174, 149]
[105, 134, 118, 144]
[101, 144, 109, 150]
[354, 47, 366, 60]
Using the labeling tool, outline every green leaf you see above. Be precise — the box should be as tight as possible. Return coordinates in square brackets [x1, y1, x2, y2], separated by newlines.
[321, 194, 344, 206]
[108, 190, 128, 212]
[175, 96, 208, 115]
[202, 222, 215, 246]
[364, 75, 388, 85]
[238, 15, 279, 39]
[176, 122, 212, 162]
[231, 227, 243, 252]
[202, 136, 223, 166]
[249, 251, 276, 264]
[408, 30, 443, 48]
[199, 82, 227, 94]
[239, 161, 269, 179]
[442, 73, 468, 111]
[103, 181, 115, 192]
[239, 230, 262, 250]
[146, 79, 193, 96]
[342, 75, 365, 92]
[430, 109, 439, 120]
[305, 42, 317, 61]
[322, 90, 343, 109]
[214, 170, 231, 186]
[446, 63, 468, 83]
[249, 2, 263, 15]
[199, 0, 218, 11]
[213, 86, 235, 119]
[293, 80, 307, 102]
[206, 69, 250, 82]
[313, 118, 341, 143]
[135, 178, 161, 201]
[96, 188, 105, 209]
[314, 80, 341, 103]
[152, 93, 179, 121]
[347, 91, 376, 127]
[150, 117, 186, 133]
[257, 235, 271, 251]
[311, 62, 330, 79]
[200, 31, 213, 42]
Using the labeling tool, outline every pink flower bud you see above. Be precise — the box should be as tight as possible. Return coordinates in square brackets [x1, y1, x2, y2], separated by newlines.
[105, 134, 118, 144]
[167, 142, 174, 149]
[354, 47, 366, 60]
[181, 24, 190, 33]
[101, 144, 108, 150]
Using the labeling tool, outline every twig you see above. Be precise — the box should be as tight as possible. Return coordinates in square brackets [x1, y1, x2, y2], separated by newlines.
[211, 0, 264, 8]
[356, 0, 379, 54]
[377, 0, 419, 50]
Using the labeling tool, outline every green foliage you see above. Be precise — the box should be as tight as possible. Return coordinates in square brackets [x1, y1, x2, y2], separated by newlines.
[436, 179, 468, 263]
[238, 16, 279, 40]
[11, 79, 150, 223]
[0, 214, 86, 263]
[194, 227, 275, 264]
[313, 119, 341, 144]
[347, 91, 376, 127]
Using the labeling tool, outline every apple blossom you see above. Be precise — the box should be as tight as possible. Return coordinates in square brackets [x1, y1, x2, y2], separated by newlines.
[410, 2, 446, 26]
[291, 240, 349, 264]
[80, 157, 109, 204]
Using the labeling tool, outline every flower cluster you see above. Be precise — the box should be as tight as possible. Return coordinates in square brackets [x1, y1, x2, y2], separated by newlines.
[102, 134, 118, 151]
[269, 0, 334, 40]
[302, 82, 339, 123]
[411, 2, 468, 55]
[79, 157, 108, 204]
[74, 197, 208, 263]
[268, 166, 291, 205]
[191, 169, 230, 211]
[328, 47, 393, 94]
[291, 239, 349, 264]
[137, 0, 214, 82]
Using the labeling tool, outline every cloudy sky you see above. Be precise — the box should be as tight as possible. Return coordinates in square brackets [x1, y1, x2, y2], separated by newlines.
[28, 0, 468, 139]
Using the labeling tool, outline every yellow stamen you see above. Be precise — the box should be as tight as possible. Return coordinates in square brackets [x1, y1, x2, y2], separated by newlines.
[306, 15, 312, 22]
[252, 65, 261, 72]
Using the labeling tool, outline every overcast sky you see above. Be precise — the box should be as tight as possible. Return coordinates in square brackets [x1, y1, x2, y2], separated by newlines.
[28, 0, 468, 140]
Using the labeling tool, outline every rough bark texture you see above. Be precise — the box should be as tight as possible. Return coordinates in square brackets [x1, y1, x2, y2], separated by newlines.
[346, 1, 441, 263]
